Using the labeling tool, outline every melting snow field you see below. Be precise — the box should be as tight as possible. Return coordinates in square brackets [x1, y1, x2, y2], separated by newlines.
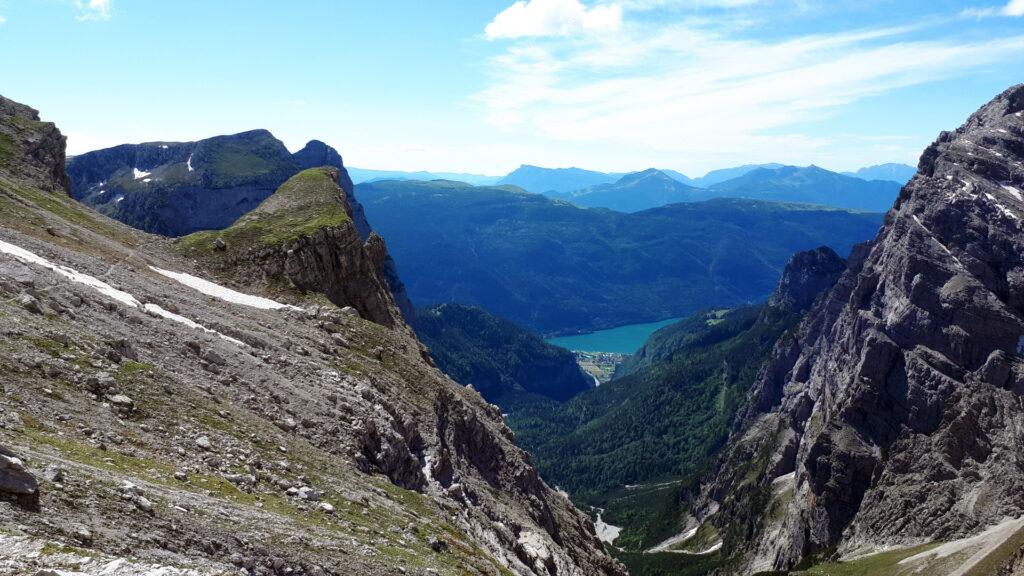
[594, 510, 622, 545]
[0, 238, 141, 308]
[132, 168, 151, 180]
[0, 238, 246, 347]
[149, 267, 302, 311]
[648, 523, 700, 553]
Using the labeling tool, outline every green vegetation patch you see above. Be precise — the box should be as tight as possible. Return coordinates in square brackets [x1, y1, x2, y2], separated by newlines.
[178, 168, 350, 254]
[0, 132, 15, 165]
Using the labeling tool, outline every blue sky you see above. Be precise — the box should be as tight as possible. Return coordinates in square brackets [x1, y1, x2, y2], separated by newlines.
[0, 0, 1022, 176]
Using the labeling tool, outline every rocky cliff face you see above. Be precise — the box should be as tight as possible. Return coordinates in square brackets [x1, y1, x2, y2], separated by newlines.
[293, 140, 415, 321]
[0, 95, 624, 576]
[67, 130, 298, 236]
[0, 96, 70, 194]
[697, 85, 1024, 573]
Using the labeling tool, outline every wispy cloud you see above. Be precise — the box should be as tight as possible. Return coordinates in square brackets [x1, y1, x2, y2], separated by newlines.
[960, 0, 1024, 18]
[485, 0, 622, 39]
[74, 0, 112, 21]
[0, 15, 7, 25]
[474, 1, 1024, 168]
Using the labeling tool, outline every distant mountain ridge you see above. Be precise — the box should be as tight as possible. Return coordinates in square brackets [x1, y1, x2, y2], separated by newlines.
[357, 178, 884, 335]
[348, 167, 500, 186]
[842, 162, 916, 184]
[498, 164, 624, 193]
[707, 164, 901, 212]
[503, 163, 902, 213]
[552, 168, 705, 212]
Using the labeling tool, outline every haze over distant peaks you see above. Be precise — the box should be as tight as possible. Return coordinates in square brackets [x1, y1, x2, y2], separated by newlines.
[553, 168, 704, 212]
[347, 166, 500, 186]
[842, 162, 917, 184]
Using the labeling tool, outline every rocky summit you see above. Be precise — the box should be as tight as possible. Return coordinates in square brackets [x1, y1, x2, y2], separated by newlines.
[692, 84, 1024, 573]
[0, 95, 624, 576]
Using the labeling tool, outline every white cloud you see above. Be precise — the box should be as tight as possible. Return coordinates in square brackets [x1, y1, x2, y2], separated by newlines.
[960, 0, 1024, 18]
[1003, 0, 1024, 16]
[485, 0, 622, 39]
[74, 0, 112, 21]
[472, 12, 1024, 171]
[0, 15, 6, 25]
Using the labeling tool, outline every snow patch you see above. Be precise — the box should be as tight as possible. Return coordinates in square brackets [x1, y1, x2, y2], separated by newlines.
[143, 303, 245, 346]
[115, 195, 124, 204]
[142, 178, 152, 183]
[0, 238, 141, 308]
[133, 168, 150, 180]
[0, 238, 246, 347]
[1003, 184, 1023, 201]
[160, 144, 169, 149]
[648, 523, 700, 553]
[594, 510, 622, 545]
[186, 155, 194, 172]
[149, 267, 302, 311]
[694, 541, 723, 555]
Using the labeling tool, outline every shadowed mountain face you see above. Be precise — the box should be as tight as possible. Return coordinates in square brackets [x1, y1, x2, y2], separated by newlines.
[695, 84, 1024, 573]
[358, 178, 884, 335]
[67, 130, 298, 236]
[413, 304, 593, 407]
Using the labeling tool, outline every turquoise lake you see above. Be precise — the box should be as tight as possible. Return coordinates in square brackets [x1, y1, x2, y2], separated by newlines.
[546, 317, 682, 354]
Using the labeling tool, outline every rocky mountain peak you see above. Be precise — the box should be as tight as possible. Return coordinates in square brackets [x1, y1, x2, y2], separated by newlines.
[0, 95, 70, 194]
[767, 245, 846, 313]
[0, 93, 625, 576]
[697, 84, 1024, 573]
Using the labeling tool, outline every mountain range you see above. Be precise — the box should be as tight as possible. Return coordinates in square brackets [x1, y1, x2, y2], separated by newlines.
[356, 178, 884, 335]
[347, 167, 501, 186]
[842, 162, 918, 183]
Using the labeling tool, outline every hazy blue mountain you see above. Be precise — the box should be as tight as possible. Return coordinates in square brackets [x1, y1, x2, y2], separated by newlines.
[661, 169, 695, 185]
[842, 162, 916, 184]
[709, 164, 900, 211]
[414, 304, 593, 408]
[498, 164, 623, 193]
[347, 167, 500, 186]
[557, 168, 707, 212]
[357, 179, 884, 335]
[690, 163, 784, 187]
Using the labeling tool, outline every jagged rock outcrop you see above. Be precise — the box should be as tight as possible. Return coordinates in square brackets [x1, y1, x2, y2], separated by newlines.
[697, 84, 1024, 573]
[176, 166, 404, 327]
[0, 96, 69, 194]
[766, 246, 846, 313]
[293, 140, 415, 321]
